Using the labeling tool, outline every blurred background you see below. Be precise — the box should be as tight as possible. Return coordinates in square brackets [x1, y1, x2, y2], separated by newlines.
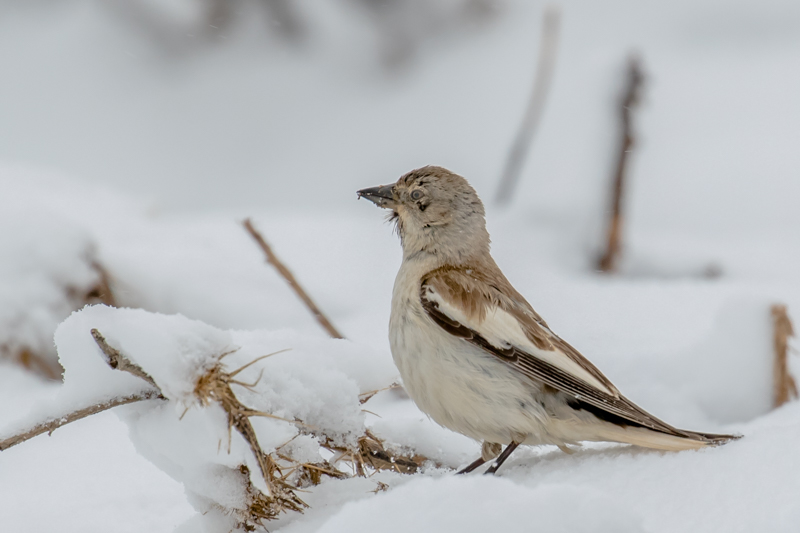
[0, 0, 796, 220]
[1, 0, 799, 384]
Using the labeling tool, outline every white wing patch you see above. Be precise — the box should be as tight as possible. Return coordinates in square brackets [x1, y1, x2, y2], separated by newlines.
[424, 287, 614, 395]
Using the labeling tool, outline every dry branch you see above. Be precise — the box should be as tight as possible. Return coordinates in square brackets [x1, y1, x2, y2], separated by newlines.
[0, 391, 161, 451]
[0, 330, 165, 451]
[772, 304, 798, 408]
[91, 329, 159, 388]
[358, 381, 402, 404]
[243, 219, 344, 339]
[597, 55, 645, 273]
[495, 5, 561, 206]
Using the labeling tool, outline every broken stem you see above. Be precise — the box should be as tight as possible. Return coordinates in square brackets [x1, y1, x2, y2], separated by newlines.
[597, 55, 644, 273]
[772, 304, 798, 408]
[0, 330, 165, 451]
[91, 329, 160, 388]
[0, 391, 161, 451]
[495, 5, 561, 206]
[243, 218, 344, 339]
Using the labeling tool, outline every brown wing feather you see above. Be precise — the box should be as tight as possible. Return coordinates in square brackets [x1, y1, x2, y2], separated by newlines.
[420, 266, 733, 442]
[422, 265, 618, 394]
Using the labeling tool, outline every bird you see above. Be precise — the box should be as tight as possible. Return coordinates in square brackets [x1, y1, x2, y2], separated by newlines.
[357, 165, 739, 475]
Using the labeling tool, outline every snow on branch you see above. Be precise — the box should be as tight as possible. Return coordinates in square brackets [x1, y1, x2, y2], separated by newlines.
[1, 306, 427, 531]
[0, 328, 162, 451]
[91, 329, 159, 389]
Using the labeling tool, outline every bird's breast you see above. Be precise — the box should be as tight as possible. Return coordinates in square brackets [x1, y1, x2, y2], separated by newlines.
[388, 262, 550, 443]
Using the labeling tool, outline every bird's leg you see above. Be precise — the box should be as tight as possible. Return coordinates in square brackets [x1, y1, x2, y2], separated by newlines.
[456, 456, 486, 475]
[483, 441, 520, 475]
[456, 441, 502, 475]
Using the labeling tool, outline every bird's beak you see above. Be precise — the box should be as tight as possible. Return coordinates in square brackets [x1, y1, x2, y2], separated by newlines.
[357, 184, 396, 209]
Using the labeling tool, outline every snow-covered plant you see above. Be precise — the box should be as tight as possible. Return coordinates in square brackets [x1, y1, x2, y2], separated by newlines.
[1, 305, 423, 532]
[0, 212, 114, 379]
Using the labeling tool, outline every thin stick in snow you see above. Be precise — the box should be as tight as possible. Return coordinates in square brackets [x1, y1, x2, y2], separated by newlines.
[0, 391, 161, 451]
[91, 329, 159, 388]
[495, 5, 561, 206]
[772, 304, 798, 408]
[597, 55, 645, 273]
[243, 218, 344, 339]
[0, 330, 165, 451]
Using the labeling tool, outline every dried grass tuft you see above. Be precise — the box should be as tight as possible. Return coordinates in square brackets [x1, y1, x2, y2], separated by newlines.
[183, 351, 430, 524]
[356, 429, 426, 474]
[318, 429, 428, 477]
[194, 357, 308, 522]
[358, 382, 402, 404]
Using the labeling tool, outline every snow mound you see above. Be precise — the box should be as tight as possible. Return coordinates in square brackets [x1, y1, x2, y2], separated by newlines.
[48, 305, 399, 532]
[316, 476, 644, 533]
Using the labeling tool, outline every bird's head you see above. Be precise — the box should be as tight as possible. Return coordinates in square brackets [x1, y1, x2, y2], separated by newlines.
[357, 166, 490, 262]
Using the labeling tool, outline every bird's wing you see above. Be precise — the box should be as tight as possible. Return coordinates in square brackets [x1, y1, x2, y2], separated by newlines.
[419, 265, 691, 436]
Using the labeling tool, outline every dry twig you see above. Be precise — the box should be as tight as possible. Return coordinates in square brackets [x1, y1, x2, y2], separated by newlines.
[0, 391, 161, 451]
[243, 219, 344, 339]
[597, 55, 645, 273]
[91, 329, 159, 388]
[0, 330, 164, 451]
[772, 304, 798, 408]
[495, 5, 561, 206]
[358, 382, 402, 404]
[318, 429, 427, 477]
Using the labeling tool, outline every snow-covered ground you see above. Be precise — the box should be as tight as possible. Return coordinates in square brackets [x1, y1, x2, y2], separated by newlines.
[2, 0, 800, 531]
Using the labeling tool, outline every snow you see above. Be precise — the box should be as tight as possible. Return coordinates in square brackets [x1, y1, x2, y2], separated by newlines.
[0, 410, 194, 533]
[2, 0, 800, 531]
[313, 477, 644, 533]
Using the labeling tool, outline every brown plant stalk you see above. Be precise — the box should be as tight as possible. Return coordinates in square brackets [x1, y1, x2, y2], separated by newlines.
[0, 330, 163, 451]
[0, 391, 161, 451]
[772, 304, 798, 408]
[243, 219, 344, 339]
[495, 5, 561, 206]
[598, 55, 645, 273]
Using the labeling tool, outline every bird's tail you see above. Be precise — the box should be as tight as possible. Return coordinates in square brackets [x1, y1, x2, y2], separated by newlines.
[593, 424, 741, 452]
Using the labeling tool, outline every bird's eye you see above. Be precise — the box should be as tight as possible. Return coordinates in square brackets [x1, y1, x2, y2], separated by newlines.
[411, 190, 423, 200]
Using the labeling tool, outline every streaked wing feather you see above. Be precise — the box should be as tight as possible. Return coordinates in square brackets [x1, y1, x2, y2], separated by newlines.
[420, 268, 695, 438]
[422, 266, 619, 394]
